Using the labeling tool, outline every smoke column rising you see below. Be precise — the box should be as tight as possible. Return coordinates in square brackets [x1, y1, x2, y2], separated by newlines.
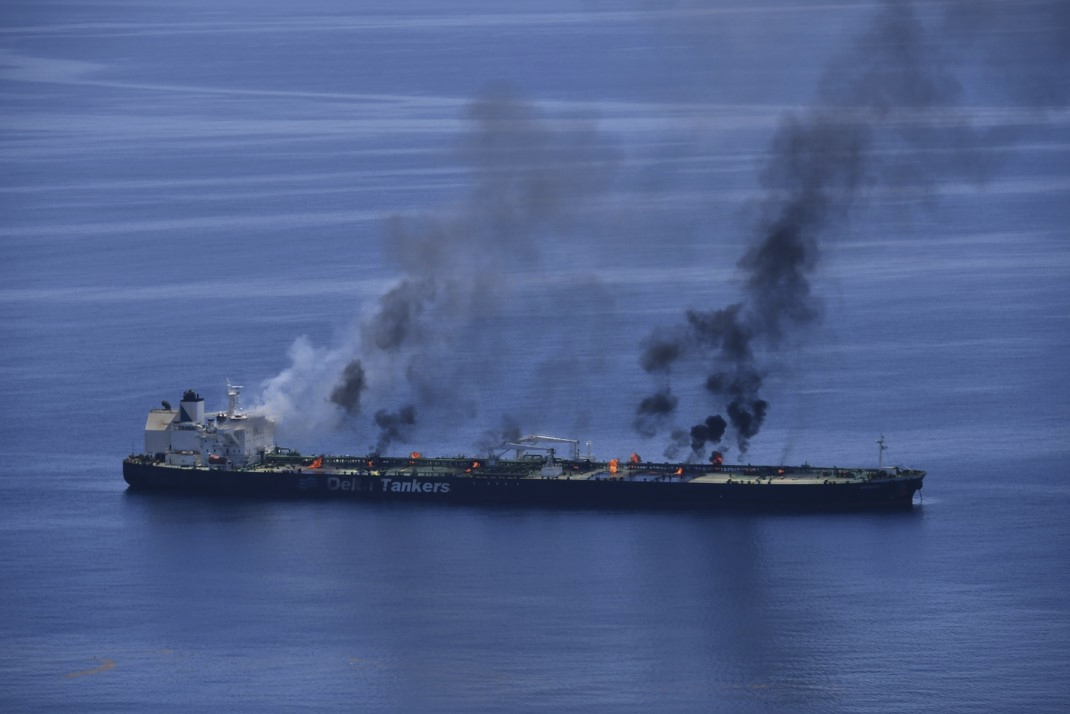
[635, 0, 989, 458]
[255, 1, 1065, 456]
[257, 89, 616, 450]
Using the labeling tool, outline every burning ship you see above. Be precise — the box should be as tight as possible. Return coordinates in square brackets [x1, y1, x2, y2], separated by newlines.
[122, 386, 925, 510]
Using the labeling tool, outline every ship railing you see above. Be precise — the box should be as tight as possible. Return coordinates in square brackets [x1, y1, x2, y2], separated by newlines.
[260, 451, 545, 477]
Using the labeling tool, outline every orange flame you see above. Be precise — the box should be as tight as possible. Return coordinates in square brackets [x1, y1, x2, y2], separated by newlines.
[410, 451, 422, 460]
[674, 467, 683, 476]
[629, 452, 641, 465]
[609, 458, 619, 475]
[309, 457, 323, 469]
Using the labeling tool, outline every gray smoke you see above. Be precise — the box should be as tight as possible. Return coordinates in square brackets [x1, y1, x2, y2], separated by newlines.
[635, 0, 1026, 456]
[358, 90, 613, 449]
[476, 415, 523, 457]
[663, 429, 692, 461]
[259, 87, 616, 450]
[259, 0, 1065, 454]
[941, 0, 1070, 108]
[354, 90, 612, 367]
[633, 387, 678, 438]
[329, 359, 366, 415]
[373, 405, 417, 454]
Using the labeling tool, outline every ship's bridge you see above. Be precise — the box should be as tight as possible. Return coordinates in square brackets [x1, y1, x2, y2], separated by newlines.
[141, 383, 276, 467]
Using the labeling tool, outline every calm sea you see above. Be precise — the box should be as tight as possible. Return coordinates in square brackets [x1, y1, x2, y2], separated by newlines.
[1, 1, 1068, 711]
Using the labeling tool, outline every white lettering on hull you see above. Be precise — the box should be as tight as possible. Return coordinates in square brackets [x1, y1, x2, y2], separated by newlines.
[383, 478, 450, 494]
[326, 476, 450, 494]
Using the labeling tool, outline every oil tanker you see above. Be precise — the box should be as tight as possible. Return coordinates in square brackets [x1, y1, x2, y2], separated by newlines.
[122, 386, 925, 510]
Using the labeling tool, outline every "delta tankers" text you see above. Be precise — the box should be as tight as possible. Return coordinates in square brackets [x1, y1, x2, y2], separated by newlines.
[326, 476, 450, 494]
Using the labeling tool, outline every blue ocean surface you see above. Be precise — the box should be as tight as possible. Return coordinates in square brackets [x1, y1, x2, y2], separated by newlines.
[1, 1, 1068, 711]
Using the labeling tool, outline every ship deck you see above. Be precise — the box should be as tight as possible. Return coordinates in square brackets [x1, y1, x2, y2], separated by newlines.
[240, 457, 919, 486]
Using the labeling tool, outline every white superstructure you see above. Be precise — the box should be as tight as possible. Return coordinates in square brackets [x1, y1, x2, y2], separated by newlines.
[142, 383, 275, 468]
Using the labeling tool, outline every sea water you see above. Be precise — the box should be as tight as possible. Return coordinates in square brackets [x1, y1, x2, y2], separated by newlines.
[1, 2, 1068, 711]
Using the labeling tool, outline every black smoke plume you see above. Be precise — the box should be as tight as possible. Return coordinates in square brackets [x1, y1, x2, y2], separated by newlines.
[373, 405, 416, 454]
[636, 0, 978, 456]
[633, 387, 678, 438]
[476, 415, 523, 456]
[329, 359, 366, 414]
[689, 415, 727, 453]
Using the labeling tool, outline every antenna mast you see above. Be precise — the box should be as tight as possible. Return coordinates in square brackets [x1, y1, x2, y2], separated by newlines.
[226, 380, 244, 418]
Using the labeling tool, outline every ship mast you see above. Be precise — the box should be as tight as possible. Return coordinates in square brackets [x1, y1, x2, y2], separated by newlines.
[226, 380, 243, 418]
[877, 434, 887, 469]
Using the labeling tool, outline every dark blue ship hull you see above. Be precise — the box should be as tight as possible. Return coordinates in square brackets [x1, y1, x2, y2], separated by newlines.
[122, 460, 924, 511]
